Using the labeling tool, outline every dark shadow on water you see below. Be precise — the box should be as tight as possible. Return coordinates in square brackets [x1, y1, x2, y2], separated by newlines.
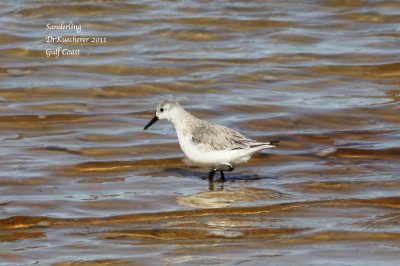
[163, 167, 278, 182]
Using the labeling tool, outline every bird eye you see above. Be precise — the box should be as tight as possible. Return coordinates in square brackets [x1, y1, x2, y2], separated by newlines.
[160, 108, 164, 112]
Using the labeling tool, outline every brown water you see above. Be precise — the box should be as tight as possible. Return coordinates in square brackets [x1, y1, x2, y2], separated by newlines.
[1, 0, 400, 265]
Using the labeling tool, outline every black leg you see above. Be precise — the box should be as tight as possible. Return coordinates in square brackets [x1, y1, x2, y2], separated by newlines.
[217, 170, 226, 183]
[208, 165, 234, 190]
[208, 169, 216, 191]
[215, 164, 234, 183]
[209, 180, 214, 191]
[208, 169, 216, 183]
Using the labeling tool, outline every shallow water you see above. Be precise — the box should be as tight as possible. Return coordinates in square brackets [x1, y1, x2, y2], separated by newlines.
[1, 0, 400, 265]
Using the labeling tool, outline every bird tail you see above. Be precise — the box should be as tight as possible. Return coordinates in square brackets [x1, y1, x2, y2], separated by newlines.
[245, 141, 279, 153]
[249, 140, 279, 150]
[268, 140, 280, 146]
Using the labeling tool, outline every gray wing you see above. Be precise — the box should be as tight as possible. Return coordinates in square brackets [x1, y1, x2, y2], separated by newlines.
[191, 120, 254, 151]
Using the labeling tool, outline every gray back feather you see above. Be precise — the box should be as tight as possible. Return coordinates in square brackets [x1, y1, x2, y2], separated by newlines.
[191, 119, 254, 151]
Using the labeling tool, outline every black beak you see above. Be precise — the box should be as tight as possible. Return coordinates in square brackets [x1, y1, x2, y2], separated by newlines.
[144, 115, 159, 130]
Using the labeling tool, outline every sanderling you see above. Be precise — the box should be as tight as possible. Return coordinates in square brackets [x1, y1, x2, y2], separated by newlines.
[144, 99, 279, 185]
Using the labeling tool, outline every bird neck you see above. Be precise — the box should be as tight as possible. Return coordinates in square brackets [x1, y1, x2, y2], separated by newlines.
[170, 108, 194, 130]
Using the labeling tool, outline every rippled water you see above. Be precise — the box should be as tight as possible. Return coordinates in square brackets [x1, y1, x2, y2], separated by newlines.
[1, 0, 400, 265]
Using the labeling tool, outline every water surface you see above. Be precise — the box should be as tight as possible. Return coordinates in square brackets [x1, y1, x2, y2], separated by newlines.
[0, 0, 399, 265]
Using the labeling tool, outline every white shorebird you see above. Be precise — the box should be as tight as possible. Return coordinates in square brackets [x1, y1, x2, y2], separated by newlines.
[144, 99, 279, 185]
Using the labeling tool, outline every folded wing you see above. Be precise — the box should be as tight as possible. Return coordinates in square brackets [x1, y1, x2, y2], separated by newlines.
[191, 120, 261, 151]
